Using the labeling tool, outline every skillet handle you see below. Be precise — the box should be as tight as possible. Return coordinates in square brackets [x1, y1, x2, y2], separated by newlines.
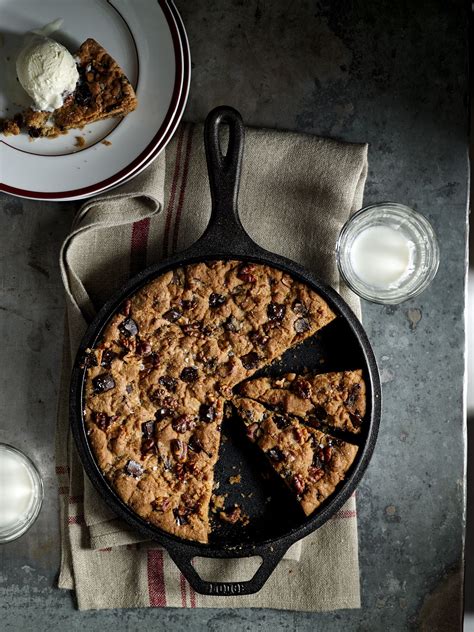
[165, 542, 289, 596]
[195, 105, 253, 253]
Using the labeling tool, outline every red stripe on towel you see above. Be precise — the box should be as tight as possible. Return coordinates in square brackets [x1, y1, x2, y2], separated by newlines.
[55, 465, 70, 474]
[180, 572, 187, 607]
[147, 549, 167, 607]
[163, 124, 186, 257]
[68, 515, 85, 525]
[171, 124, 195, 254]
[189, 585, 197, 608]
[130, 218, 151, 276]
[332, 509, 357, 520]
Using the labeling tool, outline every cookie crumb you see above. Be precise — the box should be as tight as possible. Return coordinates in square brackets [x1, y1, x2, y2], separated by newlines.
[229, 474, 241, 485]
[102, 139, 112, 146]
[218, 504, 249, 525]
[75, 135, 86, 148]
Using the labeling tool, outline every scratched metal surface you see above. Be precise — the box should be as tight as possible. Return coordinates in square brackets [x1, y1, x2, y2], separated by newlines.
[0, 1, 468, 630]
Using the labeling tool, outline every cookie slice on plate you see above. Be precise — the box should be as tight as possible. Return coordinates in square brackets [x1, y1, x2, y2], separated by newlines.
[238, 369, 366, 434]
[12, 38, 137, 138]
[234, 397, 358, 516]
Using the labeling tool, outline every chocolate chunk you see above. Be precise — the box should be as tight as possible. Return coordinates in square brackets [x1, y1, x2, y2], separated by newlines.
[125, 460, 143, 478]
[159, 376, 177, 392]
[291, 377, 312, 399]
[92, 373, 115, 394]
[155, 407, 172, 420]
[188, 435, 204, 453]
[312, 405, 328, 422]
[224, 315, 241, 332]
[199, 403, 216, 423]
[323, 446, 332, 462]
[345, 383, 361, 408]
[292, 300, 309, 317]
[172, 414, 197, 433]
[125, 384, 133, 394]
[119, 317, 139, 337]
[349, 411, 363, 428]
[28, 127, 41, 138]
[136, 340, 152, 356]
[267, 302, 286, 322]
[180, 367, 198, 383]
[292, 473, 305, 495]
[75, 80, 92, 106]
[249, 329, 269, 347]
[100, 349, 117, 368]
[163, 308, 182, 322]
[241, 352, 260, 370]
[142, 420, 155, 438]
[273, 414, 290, 430]
[267, 447, 285, 462]
[181, 299, 196, 311]
[171, 269, 185, 286]
[92, 411, 114, 430]
[203, 358, 218, 374]
[173, 507, 189, 526]
[142, 352, 160, 370]
[312, 449, 323, 469]
[237, 264, 257, 283]
[294, 317, 311, 333]
[209, 293, 227, 308]
[171, 439, 188, 462]
[84, 351, 98, 368]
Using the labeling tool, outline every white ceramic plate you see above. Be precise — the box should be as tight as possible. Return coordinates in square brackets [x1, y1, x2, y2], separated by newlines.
[0, 0, 190, 201]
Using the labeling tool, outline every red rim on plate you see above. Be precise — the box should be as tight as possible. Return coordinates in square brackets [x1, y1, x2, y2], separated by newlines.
[0, 0, 190, 201]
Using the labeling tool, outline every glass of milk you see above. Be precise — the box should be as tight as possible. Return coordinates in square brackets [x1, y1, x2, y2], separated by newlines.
[0, 444, 43, 543]
[336, 202, 439, 304]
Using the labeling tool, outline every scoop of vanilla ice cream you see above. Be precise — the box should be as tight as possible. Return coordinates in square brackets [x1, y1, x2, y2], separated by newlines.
[16, 35, 79, 112]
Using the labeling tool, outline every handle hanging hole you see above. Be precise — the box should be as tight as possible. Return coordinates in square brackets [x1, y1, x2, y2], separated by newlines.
[218, 122, 230, 159]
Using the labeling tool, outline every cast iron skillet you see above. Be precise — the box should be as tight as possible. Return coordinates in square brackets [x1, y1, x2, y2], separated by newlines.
[70, 106, 381, 596]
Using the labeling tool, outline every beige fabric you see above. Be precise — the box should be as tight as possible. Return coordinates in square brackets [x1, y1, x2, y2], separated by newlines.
[56, 122, 368, 611]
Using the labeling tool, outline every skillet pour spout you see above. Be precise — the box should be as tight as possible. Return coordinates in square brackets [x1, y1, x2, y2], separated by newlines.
[69, 105, 381, 597]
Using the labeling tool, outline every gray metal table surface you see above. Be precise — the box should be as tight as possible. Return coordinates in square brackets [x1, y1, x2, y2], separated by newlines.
[0, 1, 468, 630]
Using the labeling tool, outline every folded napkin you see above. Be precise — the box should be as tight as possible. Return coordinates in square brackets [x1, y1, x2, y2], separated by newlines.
[56, 121, 368, 611]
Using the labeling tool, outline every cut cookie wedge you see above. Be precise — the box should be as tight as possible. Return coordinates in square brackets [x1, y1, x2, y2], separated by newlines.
[238, 369, 366, 434]
[5, 38, 137, 138]
[234, 397, 358, 516]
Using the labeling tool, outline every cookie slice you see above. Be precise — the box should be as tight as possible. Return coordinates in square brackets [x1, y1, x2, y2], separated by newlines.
[85, 347, 223, 544]
[11, 38, 137, 138]
[234, 397, 358, 516]
[238, 369, 366, 434]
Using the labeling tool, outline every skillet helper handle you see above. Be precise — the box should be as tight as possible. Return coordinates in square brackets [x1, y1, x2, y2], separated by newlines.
[202, 106, 249, 248]
[166, 542, 289, 596]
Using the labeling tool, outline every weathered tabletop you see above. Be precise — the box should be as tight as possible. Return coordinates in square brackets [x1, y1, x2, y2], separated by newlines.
[0, 1, 468, 630]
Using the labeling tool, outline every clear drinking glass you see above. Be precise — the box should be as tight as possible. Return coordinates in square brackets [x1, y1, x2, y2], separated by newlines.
[0, 444, 44, 543]
[336, 202, 440, 304]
